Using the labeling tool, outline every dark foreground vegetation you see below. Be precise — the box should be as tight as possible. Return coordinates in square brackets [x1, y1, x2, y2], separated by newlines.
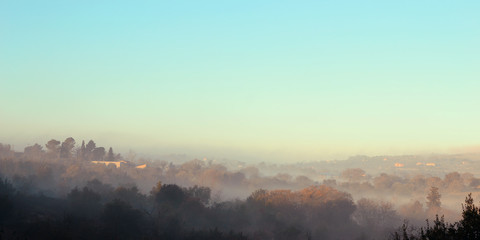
[3, 175, 480, 240]
[0, 175, 365, 239]
[0, 177, 249, 240]
[2, 139, 480, 239]
[392, 193, 480, 240]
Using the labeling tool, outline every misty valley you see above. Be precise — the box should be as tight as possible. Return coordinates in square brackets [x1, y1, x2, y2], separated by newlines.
[2, 138, 480, 240]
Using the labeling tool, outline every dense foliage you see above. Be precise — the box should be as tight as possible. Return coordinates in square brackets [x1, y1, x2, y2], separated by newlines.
[1, 139, 480, 239]
[392, 193, 480, 240]
[0, 175, 364, 239]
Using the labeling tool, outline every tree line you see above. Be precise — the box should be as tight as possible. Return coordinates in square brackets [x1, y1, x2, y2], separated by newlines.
[2, 138, 480, 239]
[392, 193, 480, 240]
[2, 138, 121, 161]
[1, 176, 361, 239]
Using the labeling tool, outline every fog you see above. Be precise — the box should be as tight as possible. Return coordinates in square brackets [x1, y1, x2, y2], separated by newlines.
[1, 138, 480, 239]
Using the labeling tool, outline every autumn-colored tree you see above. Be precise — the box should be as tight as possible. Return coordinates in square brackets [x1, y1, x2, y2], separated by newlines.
[150, 181, 163, 196]
[444, 172, 464, 192]
[247, 189, 268, 203]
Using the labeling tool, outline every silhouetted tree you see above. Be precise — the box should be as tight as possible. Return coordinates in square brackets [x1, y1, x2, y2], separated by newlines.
[427, 186, 441, 211]
[85, 178, 114, 198]
[392, 194, 480, 239]
[150, 181, 163, 196]
[0, 178, 15, 223]
[186, 185, 211, 205]
[247, 189, 268, 206]
[60, 137, 75, 158]
[423, 215, 456, 239]
[457, 193, 480, 239]
[107, 147, 115, 161]
[102, 199, 144, 239]
[45, 139, 61, 158]
[77, 140, 86, 160]
[154, 184, 186, 207]
[92, 147, 106, 160]
[67, 187, 102, 219]
[85, 140, 96, 160]
[112, 186, 147, 209]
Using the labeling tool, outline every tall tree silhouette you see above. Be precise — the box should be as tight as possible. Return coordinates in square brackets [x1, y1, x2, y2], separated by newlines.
[92, 147, 106, 160]
[107, 147, 115, 161]
[85, 140, 96, 160]
[458, 193, 480, 239]
[78, 140, 86, 160]
[60, 137, 75, 158]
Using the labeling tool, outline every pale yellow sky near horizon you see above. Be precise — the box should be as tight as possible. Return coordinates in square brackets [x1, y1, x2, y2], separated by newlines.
[1, 1, 479, 162]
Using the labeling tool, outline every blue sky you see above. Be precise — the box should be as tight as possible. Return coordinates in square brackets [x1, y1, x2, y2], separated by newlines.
[1, 1, 479, 162]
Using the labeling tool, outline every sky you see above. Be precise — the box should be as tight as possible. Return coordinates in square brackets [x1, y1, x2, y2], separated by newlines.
[1, 1, 479, 162]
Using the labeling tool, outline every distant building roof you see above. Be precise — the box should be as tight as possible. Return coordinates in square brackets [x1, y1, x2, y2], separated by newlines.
[91, 160, 126, 168]
[136, 164, 147, 169]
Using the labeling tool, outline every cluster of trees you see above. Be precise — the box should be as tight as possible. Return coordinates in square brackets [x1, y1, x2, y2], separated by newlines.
[392, 193, 480, 240]
[329, 168, 480, 215]
[0, 143, 15, 159]
[2, 169, 476, 240]
[336, 168, 479, 196]
[0, 174, 373, 239]
[3, 139, 479, 205]
[0, 174, 247, 239]
[2, 138, 480, 239]
[0, 138, 121, 161]
[76, 140, 121, 161]
[2, 139, 320, 198]
[242, 186, 360, 239]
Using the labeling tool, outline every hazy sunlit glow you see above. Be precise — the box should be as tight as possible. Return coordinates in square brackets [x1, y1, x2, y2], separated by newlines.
[1, 1, 479, 162]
